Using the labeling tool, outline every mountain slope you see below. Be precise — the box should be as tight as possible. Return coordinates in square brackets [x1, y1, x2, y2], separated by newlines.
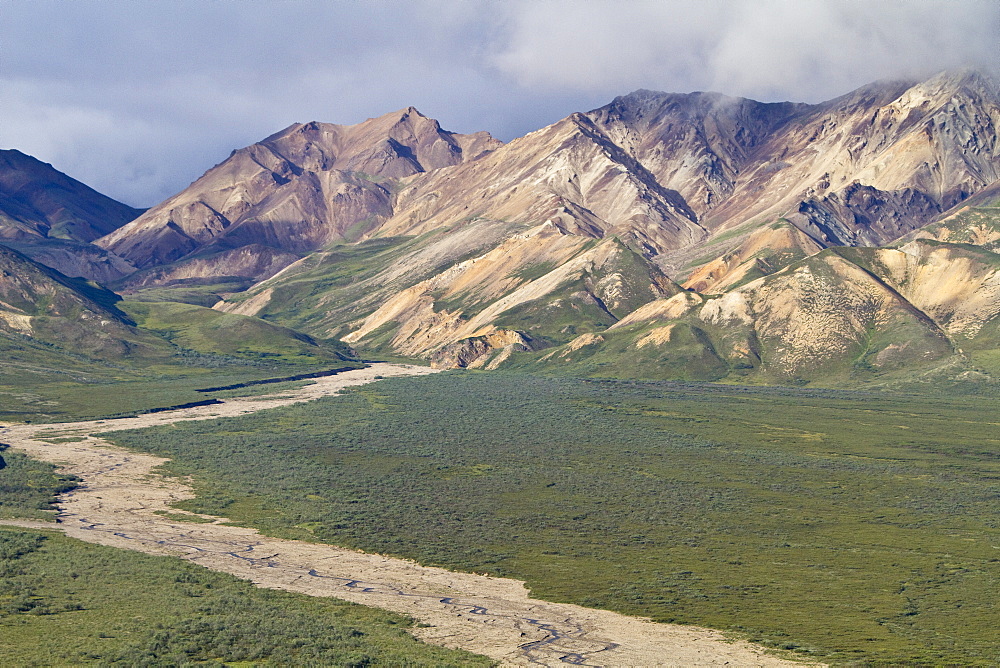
[0, 150, 142, 282]
[519, 248, 957, 384]
[216, 219, 679, 369]
[99, 70, 1000, 295]
[653, 70, 1000, 275]
[376, 112, 708, 253]
[585, 90, 806, 216]
[0, 244, 149, 360]
[120, 300, 355, 365]
[97, 109, 500, 280]
[0, 149, 142, 243]
[0, 242, 356, 384]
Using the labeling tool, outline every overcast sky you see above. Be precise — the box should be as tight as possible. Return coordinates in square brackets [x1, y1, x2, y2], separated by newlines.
[3, 0, 998, 207]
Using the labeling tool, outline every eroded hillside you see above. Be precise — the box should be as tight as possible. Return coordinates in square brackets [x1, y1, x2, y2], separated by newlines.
[3, 70, 1000, 387]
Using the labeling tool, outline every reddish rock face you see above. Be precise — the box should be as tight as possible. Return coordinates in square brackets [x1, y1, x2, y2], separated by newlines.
[96, 108, 502, 273]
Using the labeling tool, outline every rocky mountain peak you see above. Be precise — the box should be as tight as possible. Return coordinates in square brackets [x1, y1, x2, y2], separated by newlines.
[873, 69, 998, 117]
[584, 88, 805, 218]
[97, 107, 501, 272]
[925, 67, 998, 94]
[397, 105, 428, 120]
[256, 107, 500, 179]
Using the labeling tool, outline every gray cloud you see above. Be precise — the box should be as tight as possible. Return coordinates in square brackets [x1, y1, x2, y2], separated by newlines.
[494, 0, 1000, 99]
[2, 0, 997, 207]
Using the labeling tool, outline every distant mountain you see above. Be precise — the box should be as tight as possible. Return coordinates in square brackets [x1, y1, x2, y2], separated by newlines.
[98, 109, 500, 282]
[0, 149, 142, 242]
[591, 70, 1000, 278]
[0, 149, 142, 282]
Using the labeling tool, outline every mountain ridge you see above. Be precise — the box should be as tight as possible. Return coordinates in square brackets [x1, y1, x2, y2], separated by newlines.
[97, 108, 502, 274]
[0, 149, 143, 283]
[0, 149, 143, 243]
[5, 69, 1000, 387]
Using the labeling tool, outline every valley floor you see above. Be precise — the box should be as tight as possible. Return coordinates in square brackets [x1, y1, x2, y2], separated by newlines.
[0, 364, 804, 667]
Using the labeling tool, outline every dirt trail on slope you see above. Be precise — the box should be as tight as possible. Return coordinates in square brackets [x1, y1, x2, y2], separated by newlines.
[0, 364, 809, 667]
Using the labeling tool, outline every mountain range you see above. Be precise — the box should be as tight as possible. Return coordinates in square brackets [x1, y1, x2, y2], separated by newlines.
[2, 69, 999, 388]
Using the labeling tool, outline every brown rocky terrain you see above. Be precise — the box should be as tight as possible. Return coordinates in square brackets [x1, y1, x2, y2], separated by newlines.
[118, 243, 300, 291]
[98, 109, 500, 279]
[100, 70, 1000, 292]
[0, 70, 997, 384]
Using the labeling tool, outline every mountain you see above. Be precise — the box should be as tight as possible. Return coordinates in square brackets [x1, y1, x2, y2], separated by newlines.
[0, 151, 358, 382]
[0, 149, 142, 243]
[2, 70, 998, 387]
[373, 111, 707, 251]
[0, 244, 148, 360]
[98, 109, 500, 286]
[207, 71, 1000, 382]
[0, 150, 143, 282]
[597, 70, 1000, 278]
[107, 72, 1000, 280]
[536, 247, 958, 381]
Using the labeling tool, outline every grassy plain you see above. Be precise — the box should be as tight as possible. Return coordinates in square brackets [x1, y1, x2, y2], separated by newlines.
[0, 420, 490, 667]
[0, 336, 364, 424]
[0, 528, 491, 667]
[0, 364, 329, 423]
[106, 372, 1000, 666]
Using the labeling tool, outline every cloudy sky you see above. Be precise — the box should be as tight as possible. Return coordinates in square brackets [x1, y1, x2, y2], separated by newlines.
[3, 0, 998, 207]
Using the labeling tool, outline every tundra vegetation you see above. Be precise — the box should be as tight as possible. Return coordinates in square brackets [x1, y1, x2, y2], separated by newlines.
[0, 444, 79, 521]
[0, 528, 491, 667]
[0, 446, 490, 666]
[103, 372, 1000, 666]
[0, 358, 354, 423]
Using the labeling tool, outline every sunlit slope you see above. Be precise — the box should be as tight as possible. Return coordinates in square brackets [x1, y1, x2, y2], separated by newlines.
[98, 109, 499, 280]
[0, 245, 155, 360]
[122, 300, 355, 366]
[218, 222, 679, 368]
[517, 248, 964, 384]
